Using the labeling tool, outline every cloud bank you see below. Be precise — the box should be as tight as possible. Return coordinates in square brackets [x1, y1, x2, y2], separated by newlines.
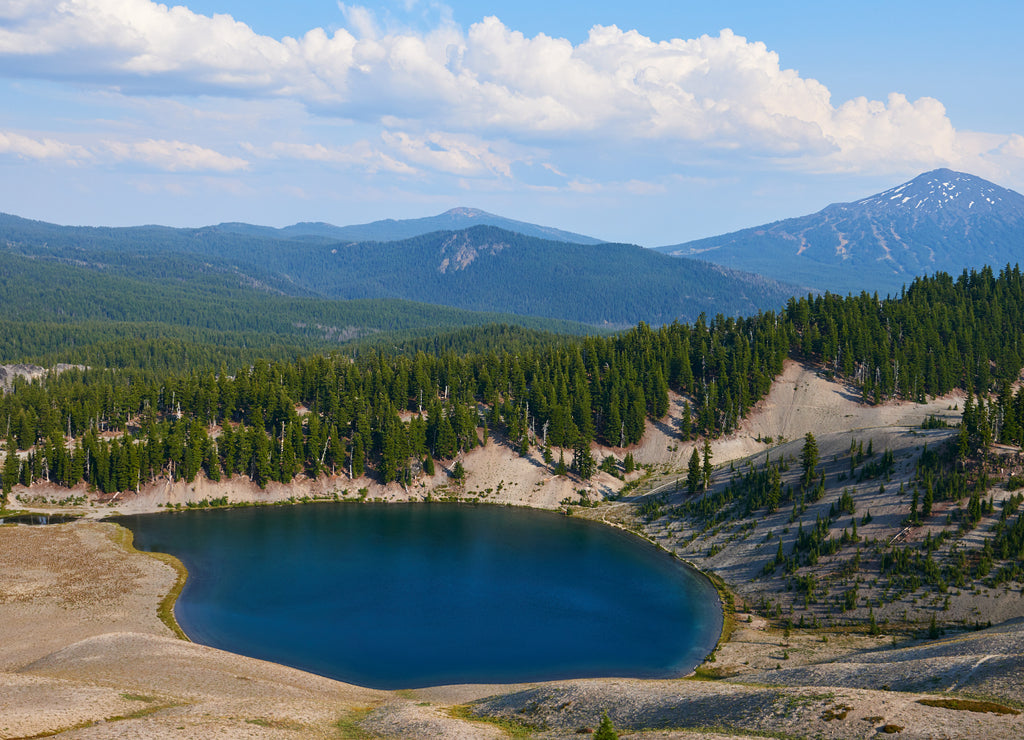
[0, 128, 247, 172]
[1, 0, 1006, 177]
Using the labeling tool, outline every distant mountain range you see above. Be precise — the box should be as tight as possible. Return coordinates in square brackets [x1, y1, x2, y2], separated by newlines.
[0, 214, 799, 327]
[212, 207, 605, 245]
[656, 169, 1024, 295]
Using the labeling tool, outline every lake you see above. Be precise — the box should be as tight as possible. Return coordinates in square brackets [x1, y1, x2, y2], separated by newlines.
[118, 503, 722, 689]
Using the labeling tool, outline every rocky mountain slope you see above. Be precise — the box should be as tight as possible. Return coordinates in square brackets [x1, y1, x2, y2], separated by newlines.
[657, 169, 1024, 295]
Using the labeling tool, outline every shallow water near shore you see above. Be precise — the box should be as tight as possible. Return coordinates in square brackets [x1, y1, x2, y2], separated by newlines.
[117, 502, 722, 689]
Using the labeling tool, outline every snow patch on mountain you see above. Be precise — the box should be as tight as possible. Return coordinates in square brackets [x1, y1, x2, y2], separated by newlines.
[853, 168, 1019, 218]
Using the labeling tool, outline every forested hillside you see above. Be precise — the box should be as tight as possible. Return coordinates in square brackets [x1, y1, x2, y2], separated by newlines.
[4, 265, 1024, 501]
[0, 214, 800, 326]
[0, 250, 594, 371]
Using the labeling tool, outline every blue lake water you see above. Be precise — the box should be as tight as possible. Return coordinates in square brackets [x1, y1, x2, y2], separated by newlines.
[117, 503, 722, 689]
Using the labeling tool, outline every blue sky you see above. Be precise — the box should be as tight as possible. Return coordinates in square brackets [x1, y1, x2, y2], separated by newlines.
[1, 1, 1022, 245]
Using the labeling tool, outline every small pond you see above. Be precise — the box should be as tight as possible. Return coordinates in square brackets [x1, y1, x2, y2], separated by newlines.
[118, 503, 722, 689]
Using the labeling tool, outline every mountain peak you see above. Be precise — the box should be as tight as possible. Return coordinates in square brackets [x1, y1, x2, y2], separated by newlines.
[850, 168, 1022, 219]
[657, 168, 1024, 295]
[440, 207, 494, 218]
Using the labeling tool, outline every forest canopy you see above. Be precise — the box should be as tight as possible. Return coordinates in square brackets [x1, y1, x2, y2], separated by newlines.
[4, 265, 1024, 499]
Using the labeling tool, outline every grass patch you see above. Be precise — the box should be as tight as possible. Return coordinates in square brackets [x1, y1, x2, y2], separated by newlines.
[12, 721, 95, 738]
[107, 704, 174, 722]
[120, 692, 159, 703]
[704, 570, 737, 649]
[334, 706, 378, 739]
[821, 703, 852, 721]
[108, 523, 189, 640]
[916, 697, 1020, 715]
[10, 698, 179, 737]
[690, 665, 741, 681]
[246, 717, 306, 730]
[448, 704, 537, 737]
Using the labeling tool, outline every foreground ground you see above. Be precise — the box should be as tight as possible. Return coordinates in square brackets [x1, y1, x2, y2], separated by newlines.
[2, 520, 1023, 739]
[3, 362, 1024, 738]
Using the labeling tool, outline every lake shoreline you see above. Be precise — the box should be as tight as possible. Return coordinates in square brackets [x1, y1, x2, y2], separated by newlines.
[113, 500, 725, 690]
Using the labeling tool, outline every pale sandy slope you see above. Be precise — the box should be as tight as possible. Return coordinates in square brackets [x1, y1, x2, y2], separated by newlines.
[46, 360, 960, 521]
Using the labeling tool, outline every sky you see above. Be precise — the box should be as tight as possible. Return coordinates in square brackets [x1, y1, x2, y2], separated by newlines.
[1, 0, 1022, 245]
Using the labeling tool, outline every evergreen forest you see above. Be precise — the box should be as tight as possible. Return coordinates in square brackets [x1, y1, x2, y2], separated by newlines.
[5, 264, 1024, 502]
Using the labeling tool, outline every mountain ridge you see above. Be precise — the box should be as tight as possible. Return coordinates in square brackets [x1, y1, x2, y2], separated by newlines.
[212, 206, 605, 245]
[656, 168, 1024, 294]
[0, 214, 801, 327]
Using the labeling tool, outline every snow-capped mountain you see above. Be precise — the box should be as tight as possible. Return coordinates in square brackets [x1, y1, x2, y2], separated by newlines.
[657, 169, 1024, 295]
[852, 169, 1024, 221]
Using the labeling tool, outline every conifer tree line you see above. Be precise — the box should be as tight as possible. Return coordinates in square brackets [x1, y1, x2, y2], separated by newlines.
[0, 313, 785, 496]
[785, 264, 1024, 402]
[4, 264, 1024, 497]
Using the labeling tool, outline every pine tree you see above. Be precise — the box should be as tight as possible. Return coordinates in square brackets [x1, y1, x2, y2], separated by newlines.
[351, 433, 365, 478]
[686, 448, 701, 494]
[572, 437, 596, 480]
[679, 402, 692, 441]
[594, 711, 618, 740]
[868, 608, 880, 636]
[800, 432, 819, 488]
[555, 449, 567, 476]
[701, 438, 713, 491]
[2, 436, 20, 505]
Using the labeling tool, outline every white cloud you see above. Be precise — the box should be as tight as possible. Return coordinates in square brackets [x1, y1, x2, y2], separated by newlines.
[0, 128, 245, 171]
[247, 140, 416, 175]
[0, 130, 91, 161]
[567, 177, 667, 196]
[380, 131, 514, 176]
[338, 4, 380, 40]
[246, 132, 522, 179]
[1001, 135, 1024, 159]
[103, 139, 248, 171]
[0, 2, 1020, 176]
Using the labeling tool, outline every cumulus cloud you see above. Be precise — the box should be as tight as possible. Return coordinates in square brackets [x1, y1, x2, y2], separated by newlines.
[245, 131, 522, 178]
[247, 140, 416, 175]
[0, 1, 1018, 174]
[0, 130, 91, 161]
[380, 131, 515, 176]
[1001, 135, 1024, 159]
[0, 129, 246, 171]
[103, 139, 249, 171]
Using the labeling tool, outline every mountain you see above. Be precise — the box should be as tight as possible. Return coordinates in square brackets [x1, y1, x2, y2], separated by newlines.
[656, 169, 1024, 295]
[0, 212, 800, 327]
[214, 207, 605, 245]
[278, 226, 800, 326]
